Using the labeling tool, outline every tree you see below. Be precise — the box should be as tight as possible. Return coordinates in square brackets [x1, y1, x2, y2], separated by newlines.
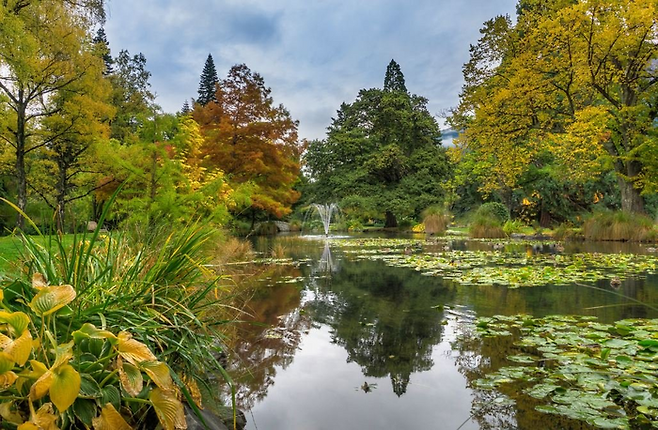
[0, 0, 108, 228]
[383, 59, 408, 93]
[109, 50, 155, 143]
[194, 64, 302, 224]
[180, 99, 191, 115]
[450, 0, 658, 214]
[92, 27, 114, 75]
[197, 54, 219, 106]
[303, 61, 450, 227]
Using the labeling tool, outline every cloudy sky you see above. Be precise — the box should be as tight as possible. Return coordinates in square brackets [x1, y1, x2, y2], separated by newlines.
[104, 0, 517, 141]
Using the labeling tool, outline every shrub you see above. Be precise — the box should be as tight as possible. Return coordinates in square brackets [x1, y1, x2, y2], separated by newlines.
[502, 219, 525, 236]
[476, 202, 510, 224]
[422, 205, 450, 235]
[582, 210, 656, 241]
[552, 222, 580, 241]
[469, 215, 506, 238]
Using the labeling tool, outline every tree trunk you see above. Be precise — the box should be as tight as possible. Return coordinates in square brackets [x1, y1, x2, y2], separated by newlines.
[617, 177, 645, 214]
[15, 97, 26, 230]
[56, 161, 67, 233]
[384, 210, 398, 228]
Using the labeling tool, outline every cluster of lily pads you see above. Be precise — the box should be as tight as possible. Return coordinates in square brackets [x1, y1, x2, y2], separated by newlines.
[331, 238, 657, 288]
[471, 314, 658, 428]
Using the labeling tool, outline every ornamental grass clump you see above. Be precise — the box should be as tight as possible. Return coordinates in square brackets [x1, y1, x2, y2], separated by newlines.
[421, 205, 450, 235]
[582, 210, 655, 241]
[469, 202, 509, 239]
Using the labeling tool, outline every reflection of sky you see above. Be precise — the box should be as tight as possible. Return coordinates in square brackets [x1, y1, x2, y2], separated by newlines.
[248, 322, 477, 430]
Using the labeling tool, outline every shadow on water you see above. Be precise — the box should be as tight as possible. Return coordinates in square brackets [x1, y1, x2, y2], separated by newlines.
[225, 235, 658, 429]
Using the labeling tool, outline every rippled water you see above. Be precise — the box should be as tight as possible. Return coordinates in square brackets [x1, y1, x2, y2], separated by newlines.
[223, 234, 658, 430]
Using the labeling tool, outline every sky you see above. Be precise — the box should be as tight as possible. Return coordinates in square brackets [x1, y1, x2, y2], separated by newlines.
[104, 0, 518, 141]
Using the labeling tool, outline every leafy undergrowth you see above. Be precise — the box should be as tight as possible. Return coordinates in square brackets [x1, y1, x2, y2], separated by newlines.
[473, 314, 658, 429]
[331, 238, 656, 288]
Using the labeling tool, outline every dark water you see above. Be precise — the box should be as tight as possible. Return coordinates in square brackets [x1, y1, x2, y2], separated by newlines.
[225, 234, 658, 430]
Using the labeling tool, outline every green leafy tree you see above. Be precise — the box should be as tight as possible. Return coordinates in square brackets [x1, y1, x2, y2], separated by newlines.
[197, 53, 219, 106]
[92, 27, 114, 75]
[303, 61, 450, 227]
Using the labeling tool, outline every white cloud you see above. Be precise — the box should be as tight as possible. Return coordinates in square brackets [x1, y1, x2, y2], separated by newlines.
[104, 0, 517, 140]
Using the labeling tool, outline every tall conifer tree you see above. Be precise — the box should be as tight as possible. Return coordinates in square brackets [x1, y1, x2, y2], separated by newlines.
[197, 54, 219, 106]
[383, 59, 407, 93]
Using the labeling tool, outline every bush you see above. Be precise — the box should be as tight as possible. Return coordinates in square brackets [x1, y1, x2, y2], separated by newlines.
[469, 215, 506, 238]
[582, 210, 656, 241]
[476, 202, 510, 223]
[552, 222, 581, 241]
[422, 205, 450, 235]
[502, 219, 525, 236]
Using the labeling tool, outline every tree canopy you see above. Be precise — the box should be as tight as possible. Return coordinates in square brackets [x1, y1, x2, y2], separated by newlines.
[197, 54, 219, 106]
[303, 61, 450, 227]
[450, 0, 658, 214]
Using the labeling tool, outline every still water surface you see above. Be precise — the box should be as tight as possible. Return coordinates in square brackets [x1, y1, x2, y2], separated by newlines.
[224, 234, 658, 430]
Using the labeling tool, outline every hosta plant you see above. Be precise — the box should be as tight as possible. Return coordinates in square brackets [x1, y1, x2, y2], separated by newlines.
[0, 274, 189, 430]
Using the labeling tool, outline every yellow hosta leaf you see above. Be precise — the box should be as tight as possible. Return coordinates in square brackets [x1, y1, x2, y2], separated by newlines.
[6, 330, 33, 366]
[30, 370, 54, 401]
[92, 403, 133, 430]
[49, 364, 80, 412]
[72, 323, 117, 344]
[0, 333, 12, 350]
[0, 351, 15, 374]
[32, 273, 48, 290]
[0, 401, 24, 424]
[118, 357, 143, 397]
[51, 341, 74, 370]
[0, 311, 30, 335]
[0, 371, 18, 389]
[32, 403, 59, 430]
[117, 332, 156, 365]
[0, 289, 3, 301]
[140, 361, 173, 391]
[17, 424, 38, 430]
[149, 387, 186, 430]
[25, 360, 48, 379]
[29, 285, 76, 316]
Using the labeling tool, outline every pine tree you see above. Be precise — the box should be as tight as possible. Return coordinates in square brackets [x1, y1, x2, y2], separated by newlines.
[93, 28, 114, 75]
[197, 54, 219, 106]
[180, 99, 191, 115]
[383, 59, 407, 93]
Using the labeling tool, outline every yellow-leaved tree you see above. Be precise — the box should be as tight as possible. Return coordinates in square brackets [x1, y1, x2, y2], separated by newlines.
[450, 0, 658, 213]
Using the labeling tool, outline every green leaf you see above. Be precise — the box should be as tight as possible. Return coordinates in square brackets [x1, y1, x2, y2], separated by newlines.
[79, 374, 101, 397]
[101, 386, 121, 410]
[72, 398, 97, 426]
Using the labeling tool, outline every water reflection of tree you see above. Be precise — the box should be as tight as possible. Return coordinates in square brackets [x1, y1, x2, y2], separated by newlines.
[223, 265, 312, 410]
[451, 323, 594, 430]
[307, 260, 447, 396]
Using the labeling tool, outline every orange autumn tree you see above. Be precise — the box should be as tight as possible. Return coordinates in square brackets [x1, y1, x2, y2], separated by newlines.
[194, 64, 302, 225]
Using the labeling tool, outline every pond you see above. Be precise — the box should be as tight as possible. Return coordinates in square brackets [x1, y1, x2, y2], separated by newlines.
[222, 233, 658, 430]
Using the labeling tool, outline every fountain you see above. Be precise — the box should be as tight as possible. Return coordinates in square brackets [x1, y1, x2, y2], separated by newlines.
[309, 203, 340, 236]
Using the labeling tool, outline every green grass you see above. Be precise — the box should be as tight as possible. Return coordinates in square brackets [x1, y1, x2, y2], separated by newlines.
[0, 234, 77, 273]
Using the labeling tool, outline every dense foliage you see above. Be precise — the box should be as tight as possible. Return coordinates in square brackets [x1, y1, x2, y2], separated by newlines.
[449, 0, 658, 215]
[303, 60, 451, 227]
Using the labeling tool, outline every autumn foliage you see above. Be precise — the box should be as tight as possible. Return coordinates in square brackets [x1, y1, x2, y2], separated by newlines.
[194, 64, 302, 220]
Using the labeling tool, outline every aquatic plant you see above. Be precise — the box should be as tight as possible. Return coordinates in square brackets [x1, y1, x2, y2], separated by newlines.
[470, 314, 658, 428]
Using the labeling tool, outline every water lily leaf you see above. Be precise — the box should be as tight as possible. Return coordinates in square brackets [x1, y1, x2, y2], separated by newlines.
[140, 361, 173, 391]
[50, 364, 81, 412]
[525, 383, 560, 399]
[117, 332, 156, 365]
[91, 403, 132, 430]
[118, 358, 143, 397]
[149, 387, 186, 430]
[508, 354, 536, 364]
[0, 311, 30, 335]
[29, 285, 76, 316]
